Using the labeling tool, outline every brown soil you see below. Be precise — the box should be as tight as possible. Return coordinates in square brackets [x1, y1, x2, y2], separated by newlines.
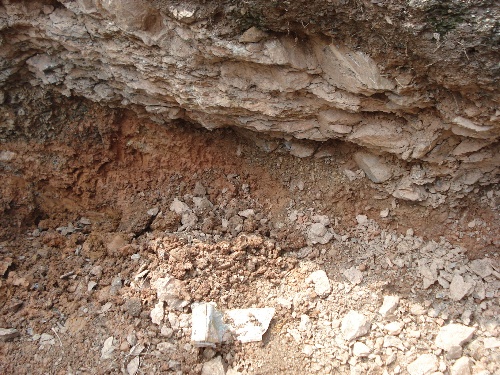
[0, 89, 498, 374]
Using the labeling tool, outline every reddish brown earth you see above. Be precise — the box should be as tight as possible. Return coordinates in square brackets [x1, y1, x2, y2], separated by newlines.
[0, 89, 498, 374]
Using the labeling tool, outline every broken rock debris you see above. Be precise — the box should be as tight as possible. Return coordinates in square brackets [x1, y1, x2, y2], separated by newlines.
[191, 303, 275, 346]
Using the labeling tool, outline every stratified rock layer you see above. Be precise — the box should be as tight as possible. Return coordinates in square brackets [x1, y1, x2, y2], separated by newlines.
[0, 1, 499, 202]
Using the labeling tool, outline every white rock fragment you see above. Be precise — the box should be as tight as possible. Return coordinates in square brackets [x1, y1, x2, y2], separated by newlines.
[129, 343, 145, 356]
[87, 281, 97, 292]
[384, 321, 404, 335]
[170, 198, 190, 215]
[383, 335, 404, 350]
[483, 337, 500, 349]
[355, 214, 368, 224]
[153, 277, 189, 310]
[225, 308, 275, 343]
[147, 207, 159, 216]
[150, 301, 164, 325]
[449, 274, 474, 301]
[407, 353, 438, 375]
[468, 259, 493, 279]
[354, 152, 393, 183]
[353, 342, 371, 357]
[191, 303, 227, 348]
[343, 266, 363, 285]
[341, 311, 371, 341]
[379, 295, 400, 317]
[238, 209, 255, 218]
[307, 223, 333, 245]
[201, 356, 226, 375]
[305, 270, 332, 297]
[302, 344, 315, 357]
[380, 208, 390, 218]
[435, 324, 476, 351]
[39, 333, 55, 346]
[101, 336, 115, 359]
[450, 356, 472, 375]
[127, 356, 140, 375]
[0, 328, 20, 342]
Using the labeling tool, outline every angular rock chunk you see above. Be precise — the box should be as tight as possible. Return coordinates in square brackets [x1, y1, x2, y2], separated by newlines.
[407, 354, 438, 375]
[341, 311, 370, 341]
[379, 295, 400, 317]
[305, 270, 332, 298]
[435, 324, 476, 351]
[354, 152, 393, 183]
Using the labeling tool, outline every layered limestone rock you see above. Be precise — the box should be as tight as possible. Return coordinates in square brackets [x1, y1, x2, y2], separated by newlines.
[0, 0, 499, 204]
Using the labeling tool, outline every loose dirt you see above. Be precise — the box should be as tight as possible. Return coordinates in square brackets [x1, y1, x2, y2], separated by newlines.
[0, 89, 498, 374]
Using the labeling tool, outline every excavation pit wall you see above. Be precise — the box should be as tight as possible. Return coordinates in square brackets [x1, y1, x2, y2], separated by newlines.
[1, 0, 499, 210]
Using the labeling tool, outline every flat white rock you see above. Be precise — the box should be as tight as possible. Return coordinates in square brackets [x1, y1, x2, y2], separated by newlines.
[341, 310, 370, 341]
[407, 353, 438, 375]
[191, 303, 227, 348]
[225, 308, 275, 343]
[305, 270, 331, 297]
[435, 324, 476, 351]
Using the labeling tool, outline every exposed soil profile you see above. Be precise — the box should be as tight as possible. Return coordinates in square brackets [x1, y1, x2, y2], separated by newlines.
[0, 0, 499, 374]
[0, 88, 498, 374]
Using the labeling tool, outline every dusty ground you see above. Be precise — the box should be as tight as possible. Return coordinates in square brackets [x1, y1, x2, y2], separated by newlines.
[0, 89, 499, 374]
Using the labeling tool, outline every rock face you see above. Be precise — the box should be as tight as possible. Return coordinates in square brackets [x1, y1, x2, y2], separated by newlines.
[0, 0, 499, 200]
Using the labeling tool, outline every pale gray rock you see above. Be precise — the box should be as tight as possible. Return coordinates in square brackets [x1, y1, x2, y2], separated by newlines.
[150, 301, 164, 325]
[305, 270, 332, 298]
[0, 328, 20, 342]
[468, 259, 493, 279]
[383, 335, 405, 350]
[147, 207, 159, 216]
[170, 199, 190, 215]
[341, 311, 370, 341]
[101, 336, 115, 359]
[435, 324, 476, 351]
[307, 223, 333, 245]
[379, 296, 400, 317]
[343, 266, 363, 285]
[287, 141, 317, 158]
[202, 356, 226, 375]
[354, 152, 393, 183]
[446, 345, 463, 360]
[384, 321, 404, 335]
[407, 354, 438, 375]
[39, 333, 55, 346]
[153, 277, 189, 310]
[239, 27, 269, 43]
[127, 357, 140, 375]
[450, 356, 472, 375]
[157, 342, 176, 353]
[449, 274, 474, 301]
[353, 342, 371, 357]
